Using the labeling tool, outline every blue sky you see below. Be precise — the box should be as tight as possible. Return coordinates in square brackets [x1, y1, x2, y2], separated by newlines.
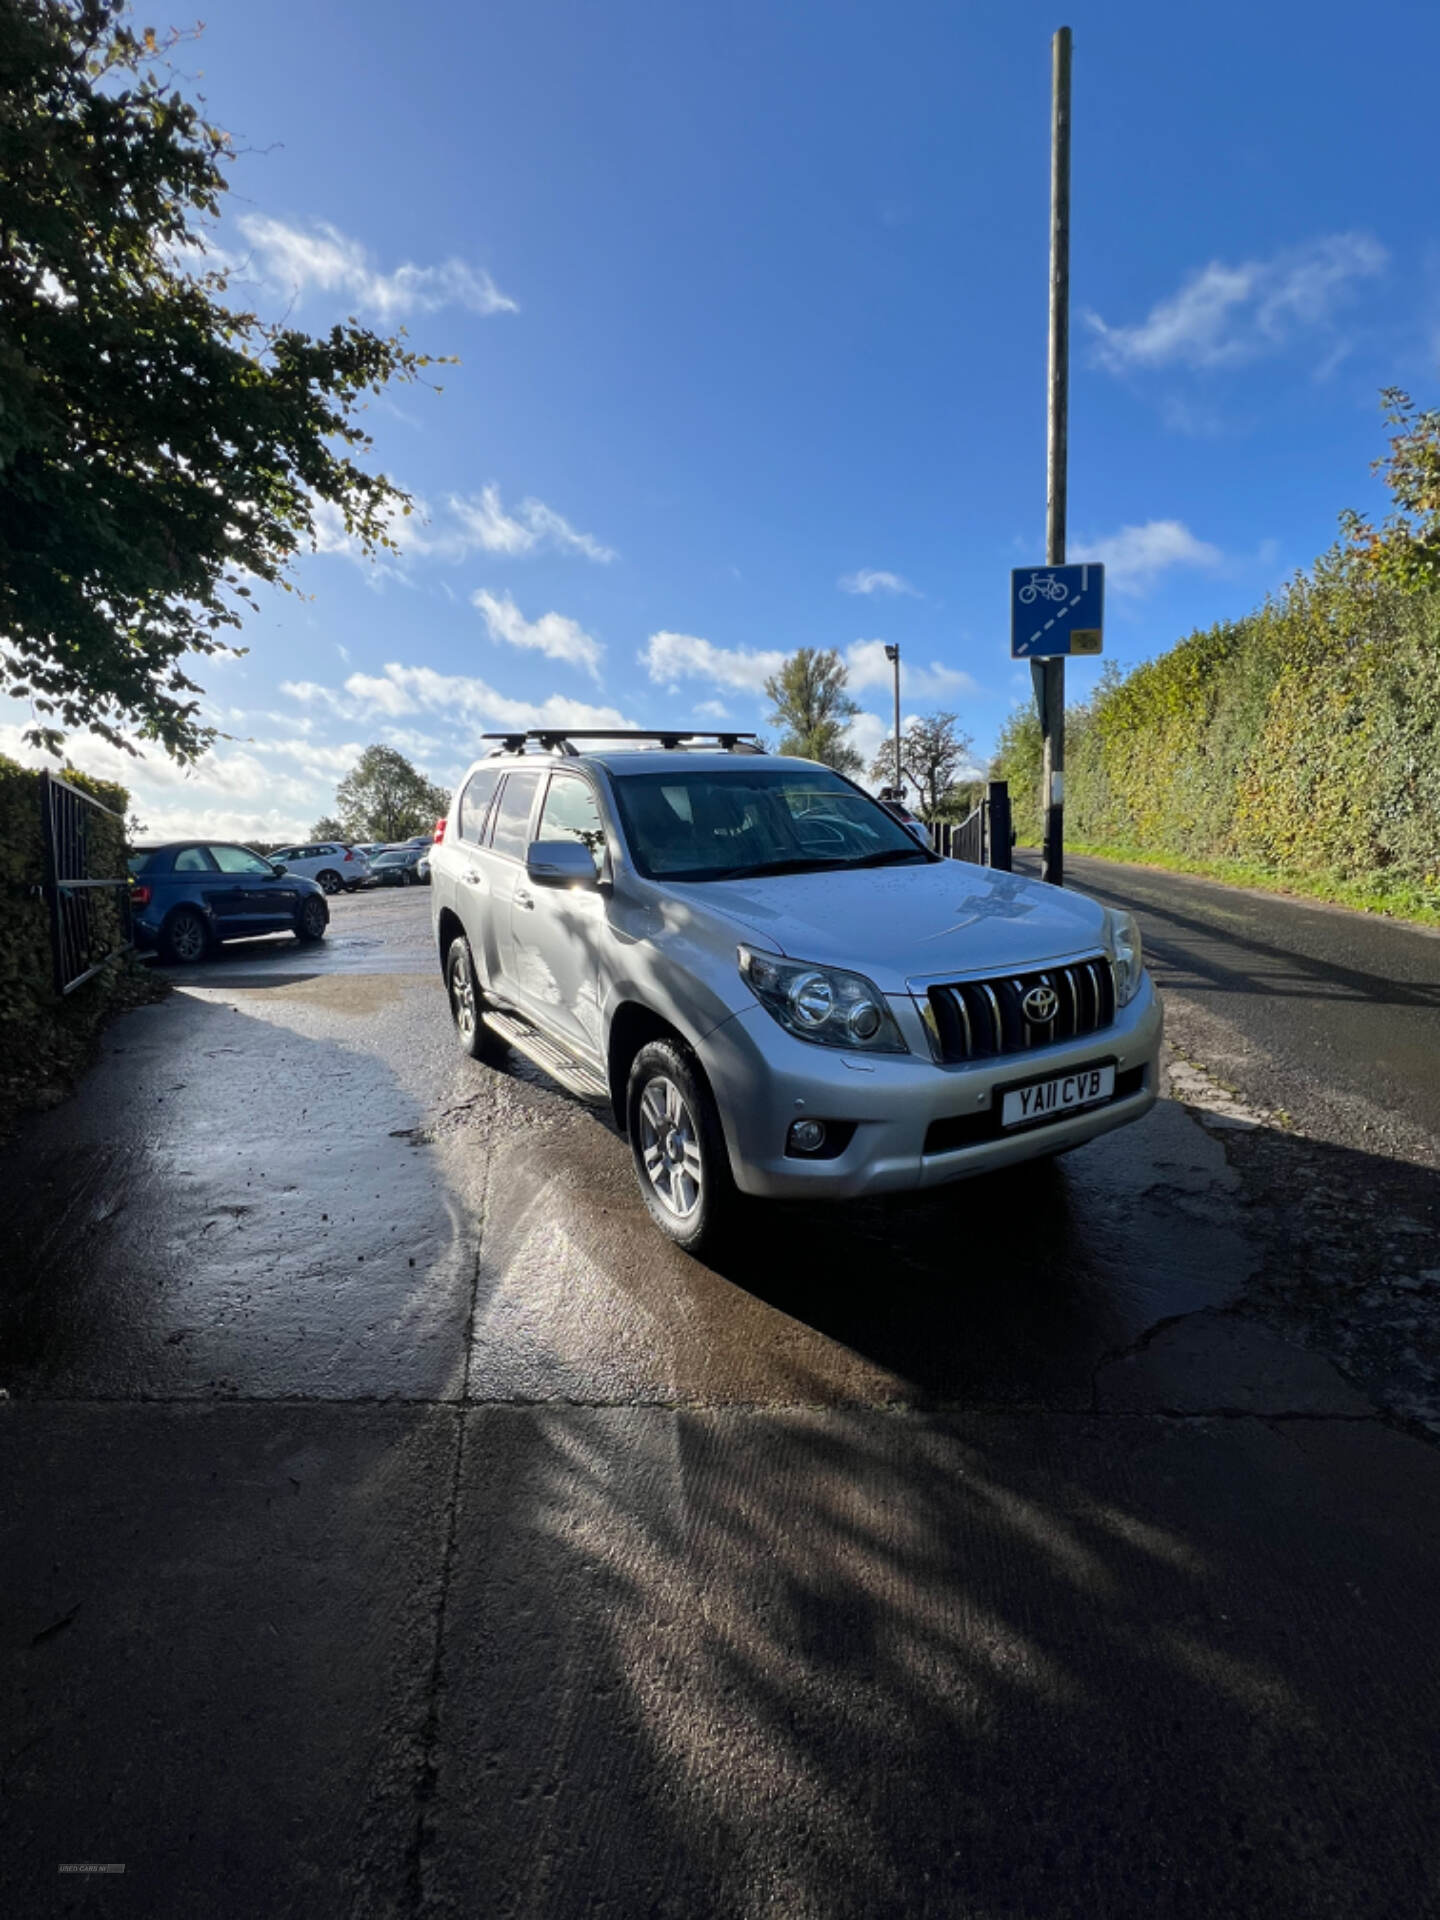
[9, 0, 1440, 836]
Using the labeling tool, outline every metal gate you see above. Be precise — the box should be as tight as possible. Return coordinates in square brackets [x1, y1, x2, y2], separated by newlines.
[41, 772, 133, 995]
[929, 780, 1013, 871]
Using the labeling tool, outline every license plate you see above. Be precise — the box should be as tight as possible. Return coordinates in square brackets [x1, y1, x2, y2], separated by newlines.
[1001, 1064, 1115, 1128]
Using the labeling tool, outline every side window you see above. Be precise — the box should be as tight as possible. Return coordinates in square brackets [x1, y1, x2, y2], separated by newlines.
[173, 846, 213, 873]
[489, 771, 541, 861]
[458, 768, 501, 844]
[538, 774, 607, 876]
[209, 845, 276, 876]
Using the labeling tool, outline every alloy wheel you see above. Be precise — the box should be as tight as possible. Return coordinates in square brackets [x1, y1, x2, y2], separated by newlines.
[449, 947, 477, 1043]
[636, 1074, 704, 1218]
[168, 912, 205, 963]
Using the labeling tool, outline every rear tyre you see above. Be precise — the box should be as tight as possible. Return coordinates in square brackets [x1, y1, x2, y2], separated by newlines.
[316, 869, 343, 895]
[446, 935, 504, 1062]
[626, 1039, 738, 1255]
[295, 895, 329, 943]
[161, 906, 209, 966]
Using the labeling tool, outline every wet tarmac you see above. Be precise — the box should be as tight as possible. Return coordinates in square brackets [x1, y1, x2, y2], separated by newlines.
[3, 884, 1439, 1917]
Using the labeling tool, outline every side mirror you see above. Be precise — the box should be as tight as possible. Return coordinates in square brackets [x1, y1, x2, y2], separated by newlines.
[525, 839, 598, 889]
[270, 862, 288, 876]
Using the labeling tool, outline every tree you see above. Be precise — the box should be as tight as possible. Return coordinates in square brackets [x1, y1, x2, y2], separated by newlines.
[1341, 389, 1440, 593]
[764, 648, 861, 774]
[332, 746, 448, 844]
[0, 0, 446, 761]
[310, 815, 347, 841]
[868, 712, 975, 819]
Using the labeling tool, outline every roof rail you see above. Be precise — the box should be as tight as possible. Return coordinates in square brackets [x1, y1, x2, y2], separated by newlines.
[480, 729, 764, 757]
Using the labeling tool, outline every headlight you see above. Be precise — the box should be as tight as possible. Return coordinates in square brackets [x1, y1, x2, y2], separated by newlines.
[737, 946, 908, 1053]
[1104, 908, 1144, 1006]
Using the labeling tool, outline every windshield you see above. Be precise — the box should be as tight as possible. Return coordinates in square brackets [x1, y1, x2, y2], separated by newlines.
[610, 766, 934, 883]
[373, 852, 409, 866]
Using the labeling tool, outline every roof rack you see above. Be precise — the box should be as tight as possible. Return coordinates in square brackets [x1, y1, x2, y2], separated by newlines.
[480, 729, 764, 757]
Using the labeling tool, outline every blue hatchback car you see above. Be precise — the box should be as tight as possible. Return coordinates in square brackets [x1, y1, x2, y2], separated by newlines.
[128, 841, 330, 965]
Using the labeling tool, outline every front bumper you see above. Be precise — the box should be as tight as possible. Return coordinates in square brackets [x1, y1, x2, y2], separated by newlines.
[697, 975, 1163, 1200]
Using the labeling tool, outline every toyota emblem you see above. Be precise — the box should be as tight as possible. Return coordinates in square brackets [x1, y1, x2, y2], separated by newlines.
[1022, 984, 1058, 1024]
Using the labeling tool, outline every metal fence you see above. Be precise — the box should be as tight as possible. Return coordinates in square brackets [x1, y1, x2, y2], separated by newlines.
[929, 781, 1013, 871]
[41, 772, 133, 996]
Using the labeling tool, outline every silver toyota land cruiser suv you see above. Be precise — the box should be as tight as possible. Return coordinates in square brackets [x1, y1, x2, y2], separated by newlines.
[431, 729, 1161, 1252]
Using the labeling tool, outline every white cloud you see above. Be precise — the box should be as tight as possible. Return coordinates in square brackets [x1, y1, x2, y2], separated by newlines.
[1071, 520, 1223, 595]
[845, 640, 979, 701]
[0, 719, 357, 841]
[237, 215, 518, 320]
[279, 679, 348, 711]
[472, 590, 603, 679]
[332, 663, 636, 736]
[693, 699, 731, 721]
[839, 569, 918, 597]
[446, 486, 615, 563]
[639, 632, 787, 694]
[845, 710, 893, 777]
[1086, 233, 1386, 372]
[247, 737, 365, 778]
[310, 483, 614, 575]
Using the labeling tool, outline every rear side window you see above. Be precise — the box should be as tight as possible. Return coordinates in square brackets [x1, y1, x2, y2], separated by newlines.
[173, 847, 213, 873]
[458, 768, 501, 844]
[489, 771, 541, 860]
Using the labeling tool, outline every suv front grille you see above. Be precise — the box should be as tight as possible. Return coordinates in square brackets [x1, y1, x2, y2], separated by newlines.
[924, 957, 1115, 1063]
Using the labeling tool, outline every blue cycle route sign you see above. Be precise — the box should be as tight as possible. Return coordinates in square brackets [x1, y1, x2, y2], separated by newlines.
[1010, 563, 1105, 658]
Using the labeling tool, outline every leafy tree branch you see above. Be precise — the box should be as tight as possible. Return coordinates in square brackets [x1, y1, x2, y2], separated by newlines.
[0, 0, 451, 761]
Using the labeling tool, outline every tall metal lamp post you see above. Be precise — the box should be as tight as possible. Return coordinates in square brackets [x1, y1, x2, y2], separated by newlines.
[884, 643, 901, 796]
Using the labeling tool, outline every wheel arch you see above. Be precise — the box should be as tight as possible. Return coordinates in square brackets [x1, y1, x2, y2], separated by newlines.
[606, 1002, 692, 1133]
[435, 906, 466, 974]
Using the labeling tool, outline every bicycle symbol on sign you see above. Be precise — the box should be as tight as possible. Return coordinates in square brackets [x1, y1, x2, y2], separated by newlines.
[1017, 570, 1070, 606]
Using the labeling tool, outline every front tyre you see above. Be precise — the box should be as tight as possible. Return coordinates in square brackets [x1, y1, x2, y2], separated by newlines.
[626, 1039, 737, 1255]
[446, 935, 504, 1062]
[295, 895, 329, 943]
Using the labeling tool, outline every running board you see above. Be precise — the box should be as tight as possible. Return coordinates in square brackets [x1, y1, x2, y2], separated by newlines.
[482, 1010, 610, 1103]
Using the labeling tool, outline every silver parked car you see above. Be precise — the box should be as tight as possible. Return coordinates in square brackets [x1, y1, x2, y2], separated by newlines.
[430, 731, 1161, 1252]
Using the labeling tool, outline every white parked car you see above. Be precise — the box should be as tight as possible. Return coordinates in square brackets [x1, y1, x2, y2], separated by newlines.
[269, 841, 370, 894]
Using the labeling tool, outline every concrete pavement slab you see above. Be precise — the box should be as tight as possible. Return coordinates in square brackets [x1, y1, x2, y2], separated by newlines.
[424, 1405, 1440, 1919]
[0, 1403, 454, 1918]
[462, 1086, 1253, 1411]
[0, 988, 476, 1400]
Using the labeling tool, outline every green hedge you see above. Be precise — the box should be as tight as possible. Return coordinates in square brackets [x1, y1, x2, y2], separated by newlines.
[0, 755, 153, 1113]
[993, 559, 1440, 920]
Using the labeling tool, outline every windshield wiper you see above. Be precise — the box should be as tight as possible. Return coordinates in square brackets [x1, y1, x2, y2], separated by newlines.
[693, 857, 842, 881]
[841, 846, 934, 869]
[682, 848, 932, 882]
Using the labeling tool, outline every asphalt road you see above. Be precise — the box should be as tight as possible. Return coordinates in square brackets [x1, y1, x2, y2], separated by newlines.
[1018, 851, 1440, 1166]
[3, 879, 1439, 1918]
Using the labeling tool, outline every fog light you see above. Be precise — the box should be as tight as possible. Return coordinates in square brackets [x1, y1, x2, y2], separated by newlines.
[787, 1119, 827, 1154]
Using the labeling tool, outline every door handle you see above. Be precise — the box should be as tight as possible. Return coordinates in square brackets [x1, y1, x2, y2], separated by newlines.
[514, 888, 535, 911]
[463, 869, 483, 886]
